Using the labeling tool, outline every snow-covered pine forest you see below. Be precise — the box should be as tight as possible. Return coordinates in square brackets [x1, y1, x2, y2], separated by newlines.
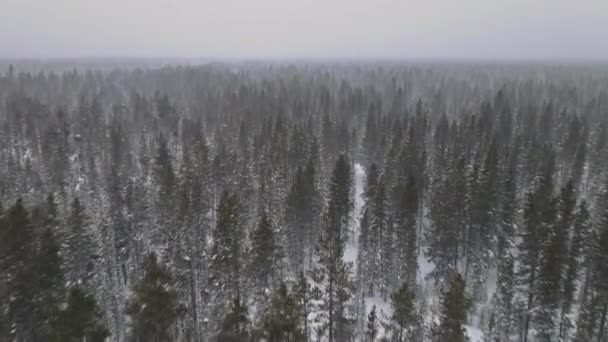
[1, 61, 608, 342]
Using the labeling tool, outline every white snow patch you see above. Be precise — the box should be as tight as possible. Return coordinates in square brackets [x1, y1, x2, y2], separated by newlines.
[466, 325, 484, 342]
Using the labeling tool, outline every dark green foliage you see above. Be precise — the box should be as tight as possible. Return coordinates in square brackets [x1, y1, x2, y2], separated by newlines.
[1, 199, 37, 340]
[65, 197, 95, 286]
[210, 191, 242, 296]
[436, 272, 472, 342]
[218, 296, 251, 342]
[559, 201, 592, 339]
[261, 283, 305, 342]
[126, 253, 185, 342]
[487, 253, 515, 342]
[249, 212, 283, 290]
[51, 287, 109, 342]
[317, 154, 354, 342]
[390, 282, 417, 342]
[534, 181, 575, 341]
[32, 227, 66, 340]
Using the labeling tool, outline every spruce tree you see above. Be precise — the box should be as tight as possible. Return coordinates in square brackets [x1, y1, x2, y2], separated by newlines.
[261, 283, 304, 342]
[126, 253, 185, 342]
[249, 212, 283, 291]
[487, 252, 515, 342]
[390, 281, 417, 342]
[210, 191, 242, 298]
[436, 272, 472, 342]
[316, 154, 353, 342]
[393, 175, 419, 287]
[595, 188, 608, 342]
[559, 201, 591, 340]
[51, 287, 109, 342]
[517, 147, 556, 342]
[1, 199, 37, 341]
[217, 296, 251, 342]
[32, 227, 65, 340]
[534, 181, 575, 341]
[66, 197, 95, 286]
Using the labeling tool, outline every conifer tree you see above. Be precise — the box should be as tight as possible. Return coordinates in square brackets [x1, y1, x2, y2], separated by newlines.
[261, 283, 304, 342]
[534, 180, 575, 341]
[126, 253, 185, 342]
[66, 197, 95, 286]
[393, 175, 419, 287]
[559, 201, 591, 339]
[390, 281, 418, 342]
[218, 296, 251, 342]
[435, 272, 472, 342]
[517, 147, 556, 342]
[594, 187, 608, 342]
[1, 199, 37, 341]
[210, 191, 242, 298]
[249, 212, 283, 291]
[51, 287, 109, 342]
[316, 154, 353, 342]
[31, 227, 65, 340]
[487, 253, 515, 342]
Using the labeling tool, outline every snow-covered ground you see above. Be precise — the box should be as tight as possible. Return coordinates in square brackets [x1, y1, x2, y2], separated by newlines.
[343, 163, 490, 341]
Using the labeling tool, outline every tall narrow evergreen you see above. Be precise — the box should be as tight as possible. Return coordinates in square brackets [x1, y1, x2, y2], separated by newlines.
[559, 201, 592, 340]
[435, 272, 472, 342]
[66, 197, 95, 286]
[217, 296, 251, 342]
[316, 154, 353, 342]
[390, 282, 418, 342]
[51, 287, 109, 342]
[249, 212, 283, 291]
[534, 181, 575, 341]
[487, 253, 515, 342]
[517, 147, 556, 342]
[126, 253, 185, 342]
[1, 199, 37, 341]
[261, 283, 305, 341]
[210, 191, 242, 298]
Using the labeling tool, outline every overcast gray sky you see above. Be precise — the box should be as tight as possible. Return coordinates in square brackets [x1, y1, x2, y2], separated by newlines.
[1, 0, 607, 59]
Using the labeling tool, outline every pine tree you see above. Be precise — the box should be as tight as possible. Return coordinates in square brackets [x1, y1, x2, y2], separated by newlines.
[534, 180, 575, 341]
[594, 186, 608, 342]
[210, 191, 242, 298]
[517, 147, 556, 342]
[371, 176, 391, 298]
[390, 281, 417, 342]
[316, 154, 353, 342]
[487, 252, 515, 342]
[294, 271, 310, 341]
[218, 296, 251, 342]
[393, 175, 419, 287]
[1, 199, 37, 341]
[359, 164, 379, 295]
[31, 227, 65, 340]
[126, 253, 185, 342]
[436, 272, 472, 342]
[261, 283, 305, 342]
[66, 197, 96, 286]
[51, 287, 109, 342]
[249, 212, 283, 292]
[427, 155, 467, 282]
[153, 133, 176, 225]
[559, 201, 591, 340]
